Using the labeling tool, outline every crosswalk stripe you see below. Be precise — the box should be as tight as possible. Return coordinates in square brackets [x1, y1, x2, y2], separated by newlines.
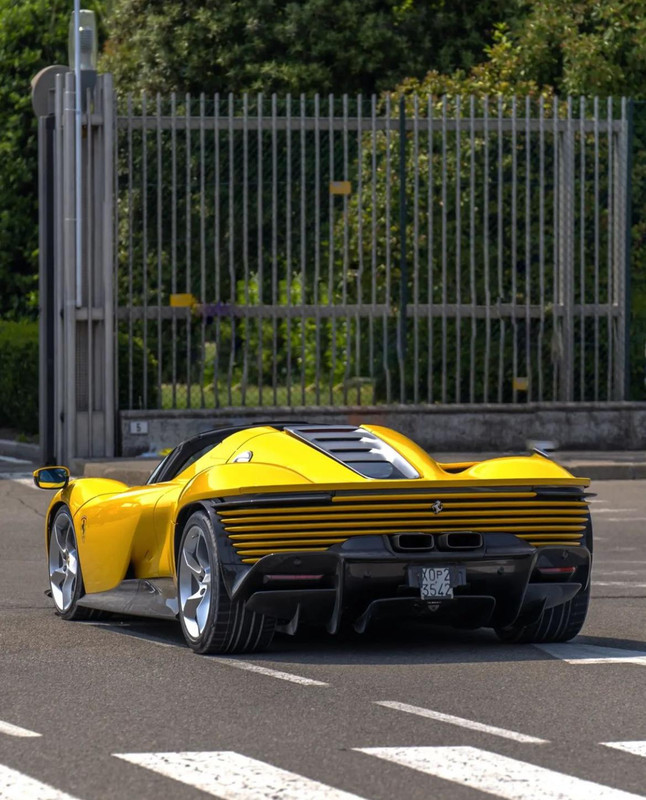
[603, 742, 646, 758]
[356, 746, 646, 800]
[0, 764, 82, 800]
[374, 701, 548, 744]
[536, 643, 646, 665]
[114, 751, 368, 800]
[0, 720, 41, 738]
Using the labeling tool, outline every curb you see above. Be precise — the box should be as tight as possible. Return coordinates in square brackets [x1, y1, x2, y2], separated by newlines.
[0, 438, 40, 462]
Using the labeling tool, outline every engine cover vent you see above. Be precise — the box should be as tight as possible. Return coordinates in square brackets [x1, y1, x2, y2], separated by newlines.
[286, 424, 420, 480]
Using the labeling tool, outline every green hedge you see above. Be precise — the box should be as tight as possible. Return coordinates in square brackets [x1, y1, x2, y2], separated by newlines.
[0, 321, 39, 433]
[0, 321, 158, 436]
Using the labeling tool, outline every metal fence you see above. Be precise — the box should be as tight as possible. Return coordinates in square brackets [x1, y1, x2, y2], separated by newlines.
[115, 93, 631, 411]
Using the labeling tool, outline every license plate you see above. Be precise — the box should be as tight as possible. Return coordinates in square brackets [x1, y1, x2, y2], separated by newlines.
[420, 567, 453, 599]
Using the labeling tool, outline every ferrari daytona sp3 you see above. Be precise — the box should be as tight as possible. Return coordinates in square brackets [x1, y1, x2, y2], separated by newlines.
[35, 423, 592, 653]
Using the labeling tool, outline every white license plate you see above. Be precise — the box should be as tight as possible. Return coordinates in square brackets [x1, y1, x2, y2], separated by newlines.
[420, 567, 453, 599]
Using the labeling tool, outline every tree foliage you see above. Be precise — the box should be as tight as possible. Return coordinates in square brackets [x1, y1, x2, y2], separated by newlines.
[0, 0, 104, 319]
[102, 0, 518, 96]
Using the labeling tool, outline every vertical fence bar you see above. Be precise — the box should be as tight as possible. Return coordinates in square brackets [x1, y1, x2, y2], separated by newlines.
[142, 92, 148, 409]
[185, 93, 192, 408]
[606, 97, 614, 400]
[199, 93, 206, 408]
[257, 93, 264, 406]
[127, 93, 134, 410]
[427, 95, 434, 403]
[483, 95, 491, 402]
[171, 92, 177, 408]
[454, 96, 462, 403]
[286, 93, 293, 405]
[579, 96, 586, 400]
[343, 93, 351, 403]
[538, 96, 545, 402]
[469, 95, 476, 403]
[86, 88, 94, 454]
[156, 93, 163, 409]
[242, 93, 249, 404]
[412, 95, 420, 404]
[271, 94, 278, 404]
[524, 95, 531, 400]
[616, 97, 630, 400]
[314, 94, 322, 405]
[328, 93, 336, 404]
[227, 93, 235, 406]
[300, 93, 307, 405]
[356, 94, 364, 405]
[496, 95, 504, 403]
[441, 95, 448, 403]
[593, 96, 600, 400]
[511, 96, 518, 402]
[397, 95, 407, 404]
[213, 93, 221, 408]
[370, 94, 377, 404]
[384, 94, 392, 403]
[552, 95, 559, 401]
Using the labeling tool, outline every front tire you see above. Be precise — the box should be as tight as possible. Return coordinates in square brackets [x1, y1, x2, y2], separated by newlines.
[48, 507, 98, 620]
[177, 510, 275, 654]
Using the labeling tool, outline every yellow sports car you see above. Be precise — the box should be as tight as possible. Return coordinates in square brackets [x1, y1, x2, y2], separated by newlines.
[34, 423, 592, 654]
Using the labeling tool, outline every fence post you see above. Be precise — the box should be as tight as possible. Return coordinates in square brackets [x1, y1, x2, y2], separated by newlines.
[618, 97, 633, 401]
[557, 102, 576, 402]
[397, 96, 408, 403]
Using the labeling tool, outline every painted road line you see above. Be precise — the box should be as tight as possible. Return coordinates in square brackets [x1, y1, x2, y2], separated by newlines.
[537, 643, 646, 665]
[605, 518, 646, 522]
[0, 720, 41, 738]
[591, 508, 638, 514]
[0, 455, 30, 464]
[356, 746, 646, 800]
[374, 701, 547, 744]
[218, 658, 329, 687]
[0, 764, 83, 800]
[114, 751, 366, 800]
[594, 582, 646, 588]
[603, 742, 646, 758]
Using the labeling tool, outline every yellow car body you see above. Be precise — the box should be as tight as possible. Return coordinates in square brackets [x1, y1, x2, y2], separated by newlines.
[37, 423, 592, 653]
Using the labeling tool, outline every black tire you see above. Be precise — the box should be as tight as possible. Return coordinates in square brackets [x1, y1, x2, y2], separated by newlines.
[495, 582, 590, 643]
[177, 510, 275, 654]
[48, 507, 103, 621]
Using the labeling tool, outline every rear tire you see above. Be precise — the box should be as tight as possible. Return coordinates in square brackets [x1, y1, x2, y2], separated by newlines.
[495, 582, 590, 643]
[177, 510, 275, 654]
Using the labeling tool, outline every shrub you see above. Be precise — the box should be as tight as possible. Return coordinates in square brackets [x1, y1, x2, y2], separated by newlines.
[0, 321, 39, 433]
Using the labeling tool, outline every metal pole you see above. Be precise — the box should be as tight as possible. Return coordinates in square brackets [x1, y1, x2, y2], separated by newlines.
[397, 96, 408, 402]
[74, 0, 82, 308]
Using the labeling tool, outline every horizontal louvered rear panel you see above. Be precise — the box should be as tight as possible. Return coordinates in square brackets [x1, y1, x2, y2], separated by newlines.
[216, 489, 589, 563]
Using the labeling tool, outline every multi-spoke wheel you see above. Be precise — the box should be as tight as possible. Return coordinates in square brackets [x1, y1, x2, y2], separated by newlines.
[177, 510, 275, 654]
[48, 507, 95, 620]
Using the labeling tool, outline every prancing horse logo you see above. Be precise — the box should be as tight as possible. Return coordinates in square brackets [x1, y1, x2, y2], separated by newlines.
[431, 500, 443, 515]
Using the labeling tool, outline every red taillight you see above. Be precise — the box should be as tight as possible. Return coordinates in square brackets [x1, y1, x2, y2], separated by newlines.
[538, 566, 577, 575]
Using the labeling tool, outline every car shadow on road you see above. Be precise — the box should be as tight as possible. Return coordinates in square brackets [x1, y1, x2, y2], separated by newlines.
[86, 616, 621, 667]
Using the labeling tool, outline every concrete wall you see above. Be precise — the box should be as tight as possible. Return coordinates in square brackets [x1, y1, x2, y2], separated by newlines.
[119, 403, 646, 456]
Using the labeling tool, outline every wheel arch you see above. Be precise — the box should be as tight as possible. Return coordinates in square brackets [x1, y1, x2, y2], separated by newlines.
[173, 501, 221, 573]
[45, 501, 68, 553]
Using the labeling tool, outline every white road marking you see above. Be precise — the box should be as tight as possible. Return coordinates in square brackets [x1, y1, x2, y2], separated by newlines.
[589, 499, 608, 504]
[0, 720, 41, 738]
[605, 518, 646, 523]
[218, 658, 329, 687]
[594, 571, 646, 576]
[114, 751, 366, 800]
[374, 701, 547, 744]
[591, 508, 637, 514]
[603, 741, 646, 758]
[537, 643, 646, 665]
[0, 764, 82, 800]
[594, 582, 646, 588]
[356, 745, 646, 800]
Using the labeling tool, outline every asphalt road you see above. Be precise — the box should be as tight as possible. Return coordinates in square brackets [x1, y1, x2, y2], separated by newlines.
[2, 460, 646, 800]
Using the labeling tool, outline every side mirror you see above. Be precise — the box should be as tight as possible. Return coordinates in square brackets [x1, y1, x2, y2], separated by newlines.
[33, 466, 70, 490]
